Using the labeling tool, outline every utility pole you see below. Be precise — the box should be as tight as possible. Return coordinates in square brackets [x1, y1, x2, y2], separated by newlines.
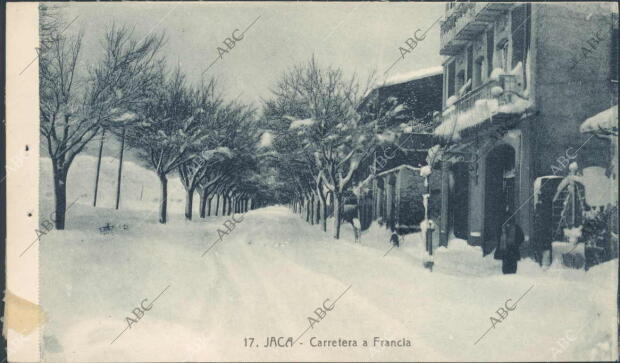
[115, 127, 126, 210]
[93, 128, 105, 207]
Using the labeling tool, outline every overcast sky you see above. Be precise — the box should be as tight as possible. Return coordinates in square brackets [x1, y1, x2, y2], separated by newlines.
[61, 1, 444, 109]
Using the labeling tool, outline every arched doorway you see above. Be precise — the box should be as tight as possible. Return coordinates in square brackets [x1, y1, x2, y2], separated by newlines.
[484, 144, 516, 256]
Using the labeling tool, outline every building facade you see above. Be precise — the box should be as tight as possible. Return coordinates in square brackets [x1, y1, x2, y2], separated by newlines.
[355, 69, 443, 233]
[433, 3, 618, 263]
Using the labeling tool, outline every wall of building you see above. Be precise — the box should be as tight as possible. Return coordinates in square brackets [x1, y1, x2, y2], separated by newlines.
[532, 3, 614, 177]
[439, 3, 616, 257]
[397, 168, 425, 230]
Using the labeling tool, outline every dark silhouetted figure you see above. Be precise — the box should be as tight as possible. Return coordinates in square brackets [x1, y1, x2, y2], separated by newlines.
[499, 219, 524, 274]
[390, 231, 400, 248]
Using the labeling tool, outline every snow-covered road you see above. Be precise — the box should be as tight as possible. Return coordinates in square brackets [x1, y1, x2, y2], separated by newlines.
[39, 204, 617, 362]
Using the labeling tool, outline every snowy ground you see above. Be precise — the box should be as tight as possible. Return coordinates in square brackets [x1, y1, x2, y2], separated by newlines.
[37, 155, 618, 361]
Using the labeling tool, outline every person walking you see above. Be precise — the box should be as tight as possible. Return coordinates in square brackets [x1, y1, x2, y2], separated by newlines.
[499, 218, 524, 274]
[389, 231, 400, 248]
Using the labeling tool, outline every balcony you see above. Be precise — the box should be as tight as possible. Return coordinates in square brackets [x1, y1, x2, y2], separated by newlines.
[434, 74, 531, 141]
[440, 3, 513, 56]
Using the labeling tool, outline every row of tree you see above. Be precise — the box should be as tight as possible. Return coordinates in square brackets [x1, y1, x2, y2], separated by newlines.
[260, 57, 401, 239]
[40, 5, 269, 228]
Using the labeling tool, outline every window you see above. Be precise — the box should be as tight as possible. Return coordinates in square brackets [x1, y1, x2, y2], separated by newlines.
[456, 70, 465, 94]
[474, 56, 485, 87]
[466, 45, 473, 83]
[497, 39, 509, 71]
[511, 3, 531, 86]
[486, 29, 494, 76]
[447, 61, 456, 98]
[612, 26, 618, 82]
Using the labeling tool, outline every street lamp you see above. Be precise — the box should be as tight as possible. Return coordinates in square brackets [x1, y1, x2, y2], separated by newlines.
[421, 165, 434, 271]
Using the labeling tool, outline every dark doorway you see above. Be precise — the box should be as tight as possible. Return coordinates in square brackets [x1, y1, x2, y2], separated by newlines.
[484, 145, 516, 256]
[450, 162, 470, 239]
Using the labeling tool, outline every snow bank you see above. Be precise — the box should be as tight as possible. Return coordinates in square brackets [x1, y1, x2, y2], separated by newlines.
[37, 153, 618, 362]
[581, 166, 614, 206]
[580, 105, 618, 134]
[40, 155, 188, 215]
[37, 200, 618, 361]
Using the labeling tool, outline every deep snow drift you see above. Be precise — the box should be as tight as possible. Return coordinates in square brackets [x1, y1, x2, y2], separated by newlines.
[37, 155, 618, 362]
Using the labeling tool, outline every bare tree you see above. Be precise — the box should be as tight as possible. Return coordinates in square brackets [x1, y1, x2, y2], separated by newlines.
[266, 56, 375, 238]
[178, 91, 255, 220]
[40, 7, 164, 229]
[176, 80, 225, 220]
[124, 68, 206, 223]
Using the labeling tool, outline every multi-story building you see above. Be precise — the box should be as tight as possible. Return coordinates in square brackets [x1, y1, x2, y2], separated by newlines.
[355, 68, 443, 233]
[433, 2, 618, 264]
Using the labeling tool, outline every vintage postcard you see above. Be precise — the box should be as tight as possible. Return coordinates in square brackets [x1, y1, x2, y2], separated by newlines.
[4, 1, 619, 362]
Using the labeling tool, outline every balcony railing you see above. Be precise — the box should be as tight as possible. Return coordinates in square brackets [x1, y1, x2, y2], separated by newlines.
[435, 74, 526, 140]
[440, 3, 513, 56]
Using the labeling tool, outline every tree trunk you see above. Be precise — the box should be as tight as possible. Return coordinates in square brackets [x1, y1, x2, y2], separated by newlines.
[333, 192, 342, 239]
[159, 173, 168, 224]
[315, 196, 321, 225]
[115, 127, 126, 210]
[199, 187, 208, 219]
[93, 128, 105, 207]
[321, 198, 327, 232]
[215, 194, 220, 216]
[185, 187, 194, 220]
[207, 196, 213, 216]
[222, 194, 227, 216]
[309, 195, 315, 225]
[52, 163, 67, 230]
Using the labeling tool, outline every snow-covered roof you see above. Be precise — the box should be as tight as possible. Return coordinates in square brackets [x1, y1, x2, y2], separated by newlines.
[382, 66, 443, 87]
[580, 105, 618, 134]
